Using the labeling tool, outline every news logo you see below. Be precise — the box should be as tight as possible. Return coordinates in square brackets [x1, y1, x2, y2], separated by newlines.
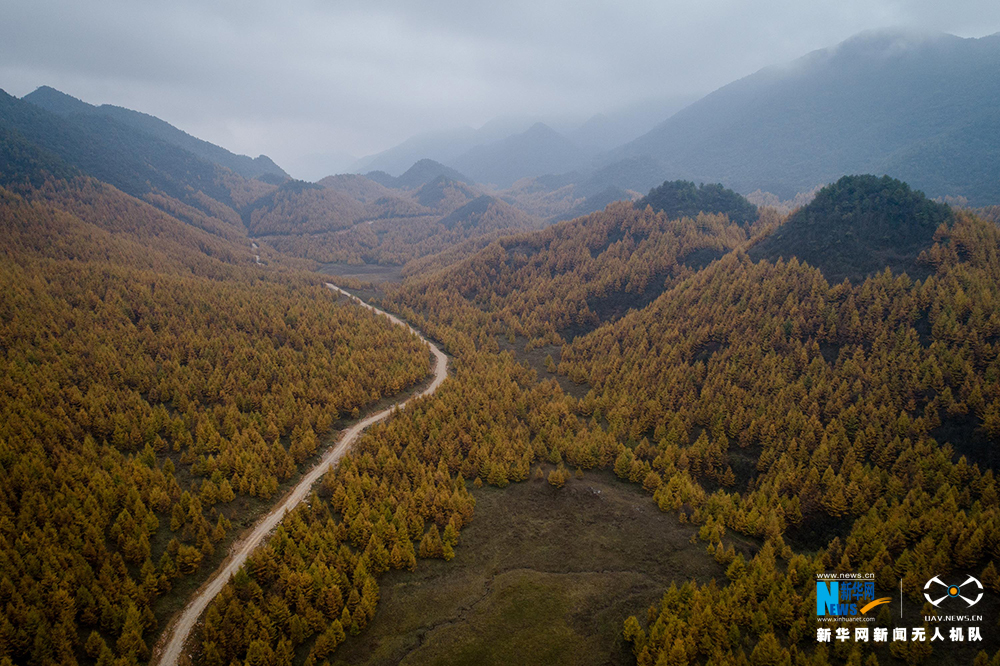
[817, 579, 891, 617]
[923, 576, 984, 608]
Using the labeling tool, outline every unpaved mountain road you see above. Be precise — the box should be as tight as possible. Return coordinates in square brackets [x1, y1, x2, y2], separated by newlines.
[152, 284, 448, 666]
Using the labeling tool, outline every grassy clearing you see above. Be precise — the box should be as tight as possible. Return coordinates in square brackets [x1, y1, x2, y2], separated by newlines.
[332, 469, 750, 666]
[496, 335, 589, 400]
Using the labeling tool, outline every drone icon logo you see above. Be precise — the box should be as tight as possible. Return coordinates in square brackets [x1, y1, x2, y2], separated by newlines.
[923, 575, 984, 608]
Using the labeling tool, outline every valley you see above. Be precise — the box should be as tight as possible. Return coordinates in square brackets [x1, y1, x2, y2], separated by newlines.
[3, 17, 1000, 666]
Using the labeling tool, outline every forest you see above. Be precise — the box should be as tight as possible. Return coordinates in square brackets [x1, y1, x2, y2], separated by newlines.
[0, 174, 431, 665]
[182, 176, 1000, 665]
[397, 199, 766, 343]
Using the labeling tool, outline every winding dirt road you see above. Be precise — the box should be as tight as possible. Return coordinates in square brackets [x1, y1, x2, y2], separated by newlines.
[152, 284, 448, 666]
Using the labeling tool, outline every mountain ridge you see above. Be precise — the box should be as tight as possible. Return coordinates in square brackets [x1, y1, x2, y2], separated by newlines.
[23, 86, 288, 181]
[1, 88, 238, 211]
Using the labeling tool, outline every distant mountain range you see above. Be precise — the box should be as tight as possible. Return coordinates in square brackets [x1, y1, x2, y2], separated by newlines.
[8, 26, 1000, 277]
[352, 126, 481, 176]
[18, 28, 1000, 210]
[349, 96, 693, 180]
[607, 29, 1000, 205]
[349, 29, 1000, 209]
[349, 116, 567, 176]
[567, 95, 699, 152]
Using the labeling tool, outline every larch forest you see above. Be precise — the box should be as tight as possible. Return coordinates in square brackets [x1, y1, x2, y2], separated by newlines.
[2, 18, 1000, 666]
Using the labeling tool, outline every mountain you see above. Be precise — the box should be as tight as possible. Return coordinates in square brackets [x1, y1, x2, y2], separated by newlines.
[24, 86, 288, 180]
[257, 189, 542, 268]
[452, 123, 591, 188]
[0, 135, 247, 268]
[0, 117, 79, 189]
[349, 98, 694, 184]
[243, 179, 368, 236]
[0, 88, 240, 214]
[413, 175, 480, 209]
[609, 30, 1000, 205]
[572, 155, 669, 198]
[636, 180, 759, 226]
[438, 195, 523, 231]
[748, 174, 952, 283]
[366, 158, 473, 189]
[250, 162, 549, 267]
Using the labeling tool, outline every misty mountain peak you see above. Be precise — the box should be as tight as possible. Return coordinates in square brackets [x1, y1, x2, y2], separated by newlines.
[23, 86, 95, 115]
[835, 28, 959, 54]
[452, 122, 588, 188]
[524, 122, 560, 137]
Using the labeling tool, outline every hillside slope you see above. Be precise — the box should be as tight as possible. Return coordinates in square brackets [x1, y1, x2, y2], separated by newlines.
[395, 200, 753, 342]
[259, 179, 542, 267]
[373, 172, 1000, 665]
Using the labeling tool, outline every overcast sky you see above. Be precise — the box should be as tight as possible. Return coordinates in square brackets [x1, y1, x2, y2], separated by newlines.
[2, 0, 999, 178]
